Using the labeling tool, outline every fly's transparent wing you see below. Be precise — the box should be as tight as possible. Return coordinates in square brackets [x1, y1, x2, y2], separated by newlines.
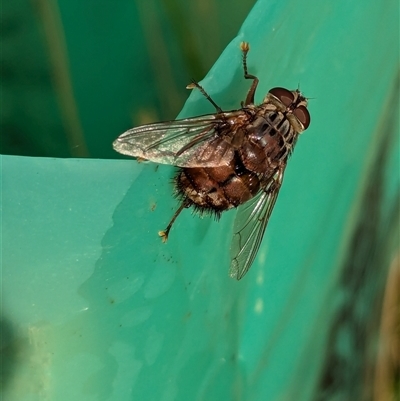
[113, 111, 245, 168]
[229, 167, 285, 280]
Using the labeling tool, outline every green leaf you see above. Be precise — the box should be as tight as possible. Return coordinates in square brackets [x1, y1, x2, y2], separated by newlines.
[2, 1, 399, 400]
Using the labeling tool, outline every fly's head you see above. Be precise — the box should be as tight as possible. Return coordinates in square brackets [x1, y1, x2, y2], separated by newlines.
[263, 87, 311, 133]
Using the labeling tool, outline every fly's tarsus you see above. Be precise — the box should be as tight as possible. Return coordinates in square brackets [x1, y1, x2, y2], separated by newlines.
[158, 201, 188, 242]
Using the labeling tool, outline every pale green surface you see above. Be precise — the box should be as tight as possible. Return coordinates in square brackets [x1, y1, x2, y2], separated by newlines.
[1, 0, 399, 400]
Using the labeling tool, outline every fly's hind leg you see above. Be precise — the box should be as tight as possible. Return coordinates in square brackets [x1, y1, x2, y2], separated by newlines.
[240, 42, 259, 106]
[158, 200, 189, 242]
[187, 81, 222, 113]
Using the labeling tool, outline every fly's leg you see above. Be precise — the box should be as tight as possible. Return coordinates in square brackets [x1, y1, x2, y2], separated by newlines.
[187, 81, 223, 113]
[158, 200, 189, 242]
[240, 42, 259, 106]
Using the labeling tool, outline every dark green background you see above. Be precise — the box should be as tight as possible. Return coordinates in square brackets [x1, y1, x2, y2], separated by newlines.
[1, 0, 255, 158]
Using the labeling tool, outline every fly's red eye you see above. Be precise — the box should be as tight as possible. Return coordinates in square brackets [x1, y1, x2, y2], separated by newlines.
[294, 105, 311, 129]
[269, 87, 294, 107]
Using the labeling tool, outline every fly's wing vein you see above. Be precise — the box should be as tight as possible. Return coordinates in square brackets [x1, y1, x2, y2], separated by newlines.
[113, 112, 244, 168]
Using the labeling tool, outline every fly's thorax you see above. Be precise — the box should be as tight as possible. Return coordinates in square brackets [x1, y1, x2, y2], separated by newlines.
[238, 109, 299, 175]
[223, 110, 253, 126]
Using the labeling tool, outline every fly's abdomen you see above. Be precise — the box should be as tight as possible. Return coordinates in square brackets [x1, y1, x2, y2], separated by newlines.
[176, 164, 260, 213]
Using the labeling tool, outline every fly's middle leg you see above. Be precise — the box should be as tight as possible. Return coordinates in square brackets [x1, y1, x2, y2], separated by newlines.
[187, 81, 222, 113]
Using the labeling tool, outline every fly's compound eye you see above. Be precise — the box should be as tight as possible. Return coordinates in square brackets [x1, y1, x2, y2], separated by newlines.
[269, 87, 294, 107]
[293, 105, 311, 129]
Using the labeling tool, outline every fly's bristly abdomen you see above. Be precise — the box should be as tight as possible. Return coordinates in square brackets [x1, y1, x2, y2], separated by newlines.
[176, 159, 261, 214]
[113, 42, 311, 280]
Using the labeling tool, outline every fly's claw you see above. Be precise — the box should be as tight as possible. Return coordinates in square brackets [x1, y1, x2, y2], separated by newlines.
[240, 41, 250, 54]
[158, 230, 169, 243]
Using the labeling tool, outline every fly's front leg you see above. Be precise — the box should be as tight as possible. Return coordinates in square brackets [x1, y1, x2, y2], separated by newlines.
[187, 81, 222, 113]
[240, 42, 259, 106]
